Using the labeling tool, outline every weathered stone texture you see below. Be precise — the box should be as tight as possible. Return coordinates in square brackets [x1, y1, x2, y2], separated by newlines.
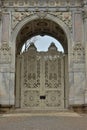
[0, 0, 87, 110]
[2, 14, 10, 43]
[74, 13, 83, 42]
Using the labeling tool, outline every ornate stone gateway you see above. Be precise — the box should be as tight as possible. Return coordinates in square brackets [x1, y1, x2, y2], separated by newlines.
[0, 0, 87, 112]
[16, 43, 65, 110]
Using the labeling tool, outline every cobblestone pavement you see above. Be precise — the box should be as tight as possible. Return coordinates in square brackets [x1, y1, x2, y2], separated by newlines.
[0, 112, 87, 130]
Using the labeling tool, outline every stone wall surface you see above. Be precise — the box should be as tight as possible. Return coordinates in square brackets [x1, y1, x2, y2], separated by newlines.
[0, 0, 87, 109]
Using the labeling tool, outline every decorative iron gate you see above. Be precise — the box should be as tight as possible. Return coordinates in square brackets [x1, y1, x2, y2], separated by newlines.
[16, 43, 65, 110]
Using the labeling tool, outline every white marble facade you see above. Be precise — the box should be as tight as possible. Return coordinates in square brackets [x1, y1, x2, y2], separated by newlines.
[0, 0, 87, 110]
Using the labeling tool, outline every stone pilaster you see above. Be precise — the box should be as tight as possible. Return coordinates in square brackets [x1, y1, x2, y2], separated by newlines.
[70, 10, 86, 105]
[0, 12, 14, 106]
[83, 0, 87, 104]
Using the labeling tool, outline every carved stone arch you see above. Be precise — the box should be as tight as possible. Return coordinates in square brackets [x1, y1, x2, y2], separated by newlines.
[11, 13, 72, 55]
[12, 13, 71, 109]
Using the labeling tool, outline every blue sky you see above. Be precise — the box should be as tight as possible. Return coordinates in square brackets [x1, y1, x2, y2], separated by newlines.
[22, 35, 64, 52]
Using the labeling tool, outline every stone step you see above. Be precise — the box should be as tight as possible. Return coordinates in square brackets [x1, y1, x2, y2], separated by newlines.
[8, 108, 70, 114]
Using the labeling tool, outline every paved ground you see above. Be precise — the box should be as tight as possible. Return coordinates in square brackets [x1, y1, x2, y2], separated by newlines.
[0, 112, 87, 130]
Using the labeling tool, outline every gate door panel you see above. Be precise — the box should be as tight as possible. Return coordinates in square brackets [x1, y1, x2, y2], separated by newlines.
[17, 43, 65, 110]
[44, 52, 64, 109]
[21, 49, 41, 108]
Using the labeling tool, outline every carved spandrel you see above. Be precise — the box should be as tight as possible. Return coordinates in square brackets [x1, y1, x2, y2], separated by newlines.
[12, 11, 72, 31]
[48, 12, 72, 31]
[12, 12, 34, 29]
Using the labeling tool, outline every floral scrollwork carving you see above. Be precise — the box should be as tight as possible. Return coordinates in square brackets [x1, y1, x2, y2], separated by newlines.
[12, 11, 72, 31]
[23, 91, 40, 107]
[72, 43, 85, 63]
[48, 12, 72, 31]
[45, 91, 61, 107]
[12, 11, 35, 29]
[0, 43, 11, 64]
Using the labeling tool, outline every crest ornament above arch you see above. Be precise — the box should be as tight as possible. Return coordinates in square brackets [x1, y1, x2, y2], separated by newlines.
[36, 10, 48, 19]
